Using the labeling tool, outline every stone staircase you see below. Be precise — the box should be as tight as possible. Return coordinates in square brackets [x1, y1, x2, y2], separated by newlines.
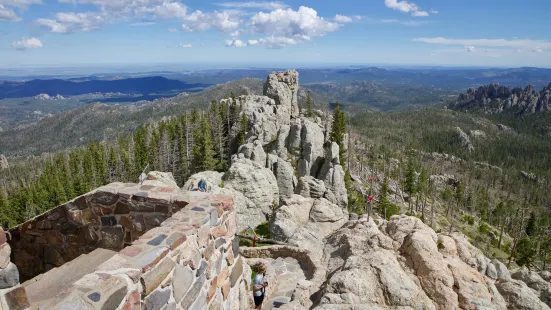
[20, 248, 117, 309]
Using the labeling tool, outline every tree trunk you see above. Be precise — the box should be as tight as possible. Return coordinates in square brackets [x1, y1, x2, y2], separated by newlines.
[422, 195, 427, 222]
[498, 216, 505, 250]
[431, 199, 435, 227]
[237, 235, 297, 247]
[508, 201, 527, 268]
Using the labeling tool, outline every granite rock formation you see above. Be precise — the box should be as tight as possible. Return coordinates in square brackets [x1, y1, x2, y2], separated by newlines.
[453, 82, 551, 115]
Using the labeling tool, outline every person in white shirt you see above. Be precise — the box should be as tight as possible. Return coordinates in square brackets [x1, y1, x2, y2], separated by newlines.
[253, 262, 268, 309]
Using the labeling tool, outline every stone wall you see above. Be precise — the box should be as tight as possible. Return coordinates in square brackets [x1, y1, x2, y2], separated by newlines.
[2, 183, 252, 309]
[8, 182, 185, 281]
[0, 227, 18, 290]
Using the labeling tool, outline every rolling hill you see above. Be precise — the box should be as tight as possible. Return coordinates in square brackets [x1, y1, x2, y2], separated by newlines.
[0, 76, 210, 99]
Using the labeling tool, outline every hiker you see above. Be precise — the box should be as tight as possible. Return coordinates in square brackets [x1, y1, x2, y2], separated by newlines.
[198, 178, 208, 192]
[253, 262, 269, 309]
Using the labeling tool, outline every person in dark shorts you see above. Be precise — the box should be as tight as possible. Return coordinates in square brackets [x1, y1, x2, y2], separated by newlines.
[253, 262, 268, 309]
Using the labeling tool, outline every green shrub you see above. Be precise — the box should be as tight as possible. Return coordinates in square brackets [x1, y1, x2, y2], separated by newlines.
[219, 181, 225, 188]
[478, 221, 491, 235]
[437, 238, 445, 249]
[385, 203, 401, 220]
[461, 214, 475, 225]
[255, 222, 270, 238]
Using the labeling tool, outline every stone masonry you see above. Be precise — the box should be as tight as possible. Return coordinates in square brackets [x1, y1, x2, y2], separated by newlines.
[8, 183, 184, 282]
[1, 183, 252, 309]
[0, 227, 19, 291]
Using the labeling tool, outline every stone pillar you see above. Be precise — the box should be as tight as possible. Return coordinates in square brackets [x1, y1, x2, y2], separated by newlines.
[0, 227, 19, 289]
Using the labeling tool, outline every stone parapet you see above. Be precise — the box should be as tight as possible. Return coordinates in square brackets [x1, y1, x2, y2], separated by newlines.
[1, 183, 251, 310]
[0, 227, 19, 291]
[8, 182, 188, 281]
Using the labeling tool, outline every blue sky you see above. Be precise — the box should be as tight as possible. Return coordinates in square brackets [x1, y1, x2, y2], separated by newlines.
[1, 0, 551, 68]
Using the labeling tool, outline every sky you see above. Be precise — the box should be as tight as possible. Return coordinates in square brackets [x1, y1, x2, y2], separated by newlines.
[1, 0, 551, 68]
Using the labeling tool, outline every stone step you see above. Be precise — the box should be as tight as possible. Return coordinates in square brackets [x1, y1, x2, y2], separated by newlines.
[21, 248, 117, 308]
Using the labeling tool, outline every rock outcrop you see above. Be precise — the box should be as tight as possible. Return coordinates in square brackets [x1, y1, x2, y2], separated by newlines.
[224, 157, 279, 219]
[270, 195, 347, 258]
[0, 154, 8, 170]
[453, 82, 551, 115]
[183, 171, 265, 229]
[512, 268, 551, 307]
[264, 70, 300, 119]
[310, 214, 551, 309]
[185, 69, 348, 231]
[141, 171, 179, 190]
[455, 126, 475, 153]
[298, 119, 326, 177]
[318, 142, 348, 208]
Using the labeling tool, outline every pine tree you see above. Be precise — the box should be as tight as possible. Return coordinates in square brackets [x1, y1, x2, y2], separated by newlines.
[306, 90, 313, 117]
[192, 115, 219, 172]
[449, 181, 465, 233]
[515, 236, 536, 267]
[82, 148, 94, 192]
[404, 155, 416, 212]
[0, 188, 15, 228]
[378, 177, 391, 219]
[418, 168, 428, 219]
[237, 113, 248, 146]
[330, 101, 347, 164]
[525, 212, 537, 236]
[107, 146, 117, 182]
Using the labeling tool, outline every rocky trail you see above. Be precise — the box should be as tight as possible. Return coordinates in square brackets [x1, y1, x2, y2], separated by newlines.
[263, 257, 307, 309]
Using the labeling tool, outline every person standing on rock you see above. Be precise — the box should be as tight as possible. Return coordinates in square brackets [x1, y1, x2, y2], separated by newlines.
[253, 262, 269, 309]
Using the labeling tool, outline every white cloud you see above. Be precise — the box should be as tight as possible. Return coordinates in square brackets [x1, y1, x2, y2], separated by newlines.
[39, 0, 189, 33]
[0, 4, 20, 21]
[384, 0, 430, 17]
[354, 15, 362, 20]
[225, 39, 247, 47]
[255, 36, 297, 48]
[179, 43, 192, 48]
[214, 1, 287, 10]
[12, 37, 42, 50]
[37, 12, 107, 33]
[181, 10, 240, 33]
[36, 18, 68, 33]
[249, 6, 340, 42]
[226, 36, 297, 48]
[130, 21, 156, 26]
[430, 9, 438, 14]
[34, 2, 346, 49]
[134, 2, 188, 20]
[381, 19, 427, 26]
[464, 45, 476, 52]
[334, 14, 352, 23]
[411, 10, 428, 17]
[532, 47, 543, 53]
[413, 37, 551, 49]
[0, 0, 42, 21]
[0, 0, 42, 8]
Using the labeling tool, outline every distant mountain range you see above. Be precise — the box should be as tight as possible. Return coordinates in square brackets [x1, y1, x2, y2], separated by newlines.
[145, 66, 551, 91]
[450, 82, 551, 115]
[0, 76, 210, 100]
[0, 78, 263, 156]
[305, 81, 447, 111]
[4, 66, 551, 93]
